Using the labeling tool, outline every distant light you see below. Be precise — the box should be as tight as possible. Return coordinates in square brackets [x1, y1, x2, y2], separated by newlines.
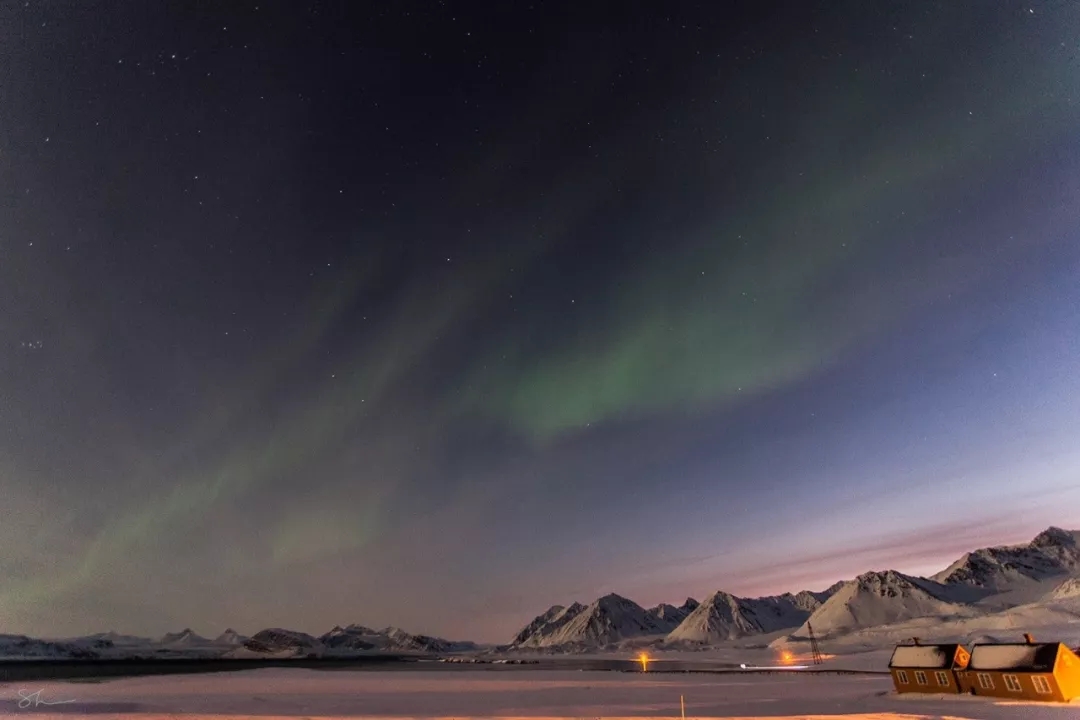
[637, 652, 650, 671]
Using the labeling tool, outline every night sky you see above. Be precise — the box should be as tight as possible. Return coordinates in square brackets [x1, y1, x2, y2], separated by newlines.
[3, 0, 1080, 643]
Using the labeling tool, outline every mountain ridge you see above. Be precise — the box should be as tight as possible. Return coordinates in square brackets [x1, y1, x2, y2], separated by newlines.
[509, 525, 1080, 650]
[4, 525, 1077, 659]
[931, 526, 1080, 591]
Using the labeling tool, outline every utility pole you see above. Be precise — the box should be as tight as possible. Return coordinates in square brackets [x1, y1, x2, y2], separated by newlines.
[807, 622, 824, 666]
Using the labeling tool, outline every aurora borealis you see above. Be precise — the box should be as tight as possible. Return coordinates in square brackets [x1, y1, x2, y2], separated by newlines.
[3, 0, 1080, 643]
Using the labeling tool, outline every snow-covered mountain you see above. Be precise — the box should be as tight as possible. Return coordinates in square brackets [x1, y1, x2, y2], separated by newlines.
[510, 585, 841, 650]
[63, 632, 163, 659]
[2, 622, 478, 660]
[506, 528, 1078, 651]
[319, 624, 379, 651]
[235, 624, 479, 656]
[214, 628, 249, 645]
[82, 631, 151, 645]
[514, 593, 666, 649]
[792, 570, 979, 638]
[511, 602, 587, 647]
[931, 526, 1080, 592]
[342, 623, 378, 634]
[379, 626, 479, 653]
[646, 598, 698, 632]
[161, 628, 211, 646]
[507, 583, 845, 650]
[0, 634, 103, 659]
[240, 628, 322, 656]
[666, 590, 813, 643]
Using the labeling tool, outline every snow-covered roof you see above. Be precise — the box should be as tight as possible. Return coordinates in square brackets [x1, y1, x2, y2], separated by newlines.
[968, 643, 1059, 671]
[889, 644, 960, 669]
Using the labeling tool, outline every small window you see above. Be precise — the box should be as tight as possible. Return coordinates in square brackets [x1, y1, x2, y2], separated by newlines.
[896, 670, 909, 684]
[1032, 676, 1052, 694]
[1003, 674, 1022, 692]
[935, 671, 949, 686]
[914, 670, 928, 685]
[977, 673, 994, 689]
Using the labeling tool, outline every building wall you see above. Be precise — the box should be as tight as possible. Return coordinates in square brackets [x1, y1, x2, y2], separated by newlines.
[1055, 649, 1080, 702]
[891, 668, 960, 694]
[954, 647, 970, 668]
[958, 670, 1064, 702]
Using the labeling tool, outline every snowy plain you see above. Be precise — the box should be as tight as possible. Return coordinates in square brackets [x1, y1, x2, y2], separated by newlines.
[2, 665, 1078, 720]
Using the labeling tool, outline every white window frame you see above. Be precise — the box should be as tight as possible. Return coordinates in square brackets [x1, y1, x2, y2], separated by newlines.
[1003, 674, 1022, 692]
[896, 670, 909, 684]
[914, 670, 928, 685]
[976, 673, 994, 689]
[935, 671, 949, 686]
[1032, 675, 1052, 695]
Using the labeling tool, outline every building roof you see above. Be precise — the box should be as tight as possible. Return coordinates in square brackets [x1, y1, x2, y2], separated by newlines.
[889, 643, 964, 669]
[968, 643, 1061, 672]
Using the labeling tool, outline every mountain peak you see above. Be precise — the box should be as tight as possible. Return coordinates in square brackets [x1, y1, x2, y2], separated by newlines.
[1032, 526, 1078, 548]
[704, 589, 739, 603]
[159, 628, 213, 646]
[791, 588, 832, 612]
[214, 628, 248, 645]
[242, 628, 321, 656]
[344, 623, 377, 634]
[856, 569, 905, 582]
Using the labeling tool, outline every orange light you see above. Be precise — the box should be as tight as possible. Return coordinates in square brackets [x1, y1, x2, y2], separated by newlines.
[638, 652, 650, 671]
[779, 650, 796, 665]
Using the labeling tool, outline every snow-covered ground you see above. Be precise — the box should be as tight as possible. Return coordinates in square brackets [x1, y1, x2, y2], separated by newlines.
[1, 666, 1075, 719]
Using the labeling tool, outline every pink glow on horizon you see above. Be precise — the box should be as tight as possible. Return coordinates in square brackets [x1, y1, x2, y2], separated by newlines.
[611, 515, 1079, 612]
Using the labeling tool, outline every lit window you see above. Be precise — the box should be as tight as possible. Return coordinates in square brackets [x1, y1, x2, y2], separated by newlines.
[977, 673, 994, 689]
[935, 671, 949, 686]
[1003, 674, 1022, 692]
[1032, 676, 1052, 694]
[896, 670, 909, 684]
[915, 670, 928, 685]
